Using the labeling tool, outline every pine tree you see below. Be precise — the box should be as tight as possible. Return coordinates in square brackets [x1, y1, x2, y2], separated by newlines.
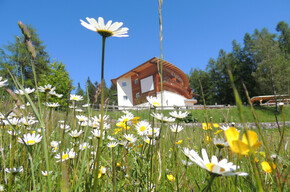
[0, 25, 50, 88]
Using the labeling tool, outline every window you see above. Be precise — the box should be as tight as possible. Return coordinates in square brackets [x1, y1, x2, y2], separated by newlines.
[135, 79, 139, 84]
[140, 75, 154, 93]
[122, 82, 127, 87]
[136, 92, 140, 98]
[123, 95, 128, 100]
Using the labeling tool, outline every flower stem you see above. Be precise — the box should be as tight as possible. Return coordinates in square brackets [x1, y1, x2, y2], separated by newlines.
[93, 36, 106, 191]
[202, 174, 216, 192]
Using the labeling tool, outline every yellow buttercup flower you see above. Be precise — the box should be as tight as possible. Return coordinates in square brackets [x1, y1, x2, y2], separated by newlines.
[132, 117, 140, 125]
[202, 123, 219, 130]
[225, 127, 262, 155]
[167, 174, 175, 181]
[176, 140, 183, 145]
[261, 161, 276, 173]
[202, 123, 212, 130]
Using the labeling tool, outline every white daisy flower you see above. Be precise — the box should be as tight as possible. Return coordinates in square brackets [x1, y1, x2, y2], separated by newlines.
[107, 142, 118, 148]
[20, 117, 38, 126]
[183, 148, 248, 176]
[59, 124, 70, 132]
[103, 123, 111, 130]
[79, 142, 90, 150]
[170, 124, 184, 133]
[91, 114, 109, 122]
[124, 134, 137, 143]
[41, 170, 53, 176]
[4, 117, 21, 126]
[147, 128, 160, 138]
[220, 126, 230, 131]
[0, 112, 4, 120]
[118, 114, 134, 123]
[18, 133, 42, 145]
[5, 166, 23, 174]
[49, 91, 63, 98]
[15, 88, 35, 95]
[89, 120, 100, 128]
[75, 108, 83, 112]
[69, 130, 83, 138]
[107, 136, 116, 141]
[76, 115, 88, 122]
[70, 94, 83, 101]
[7, 130, 20, 136]
[169, 111, 189, 119]
[50, 141, 61, 148]
[213, 138, 229, 149]
[45, 102, 60, 108]
[91, 129, 104, 138]
[146, 96, 161, 107]
[78, 121, 88, 127]
[50, 141, 60, 152]
[7, 112, 19, 118]
[0, 77, 8, 87]
[80, 17, 129, 38]
[151, 112, 175, 122]
[135, 121, 151, 136]
[143, 137, 156, 145]
[82, 103, 91, 108]
[183, 147, 191, 158]
[55, 149, 76, 162]
[38, 84, 55, 93]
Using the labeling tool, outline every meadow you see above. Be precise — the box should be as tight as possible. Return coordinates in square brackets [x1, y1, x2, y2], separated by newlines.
[0, 87, 288, 191]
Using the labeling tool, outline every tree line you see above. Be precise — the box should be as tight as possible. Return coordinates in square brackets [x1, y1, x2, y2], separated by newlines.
[0, 25, 117, 108]
[188, 21, 290, 105]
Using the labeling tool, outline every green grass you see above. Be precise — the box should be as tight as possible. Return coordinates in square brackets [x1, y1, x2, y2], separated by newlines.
[0, 100, 289, 191]
[103, 105, 290, 123]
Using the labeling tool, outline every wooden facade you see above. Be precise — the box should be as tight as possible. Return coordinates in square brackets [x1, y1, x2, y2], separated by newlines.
[111, 57, 194, 106]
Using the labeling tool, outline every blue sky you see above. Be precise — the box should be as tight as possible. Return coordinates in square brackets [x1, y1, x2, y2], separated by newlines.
[1, 0, 290, 89]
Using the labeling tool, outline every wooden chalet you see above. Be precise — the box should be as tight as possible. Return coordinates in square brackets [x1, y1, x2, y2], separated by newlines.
[250, 95, 290, 105]
[111, 57, 196, 108]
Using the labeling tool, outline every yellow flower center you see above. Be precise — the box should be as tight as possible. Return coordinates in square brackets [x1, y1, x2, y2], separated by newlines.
[110, 144, 115, 148]
[153, 102, 160, 107]
[27, 140, 35, 144]
[62, 154, 69, 160]
[140, 126, 146, 132]
[206, 163, 214, 171]
[127, 138, 133, 141]
[206, 163, 225, 172]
